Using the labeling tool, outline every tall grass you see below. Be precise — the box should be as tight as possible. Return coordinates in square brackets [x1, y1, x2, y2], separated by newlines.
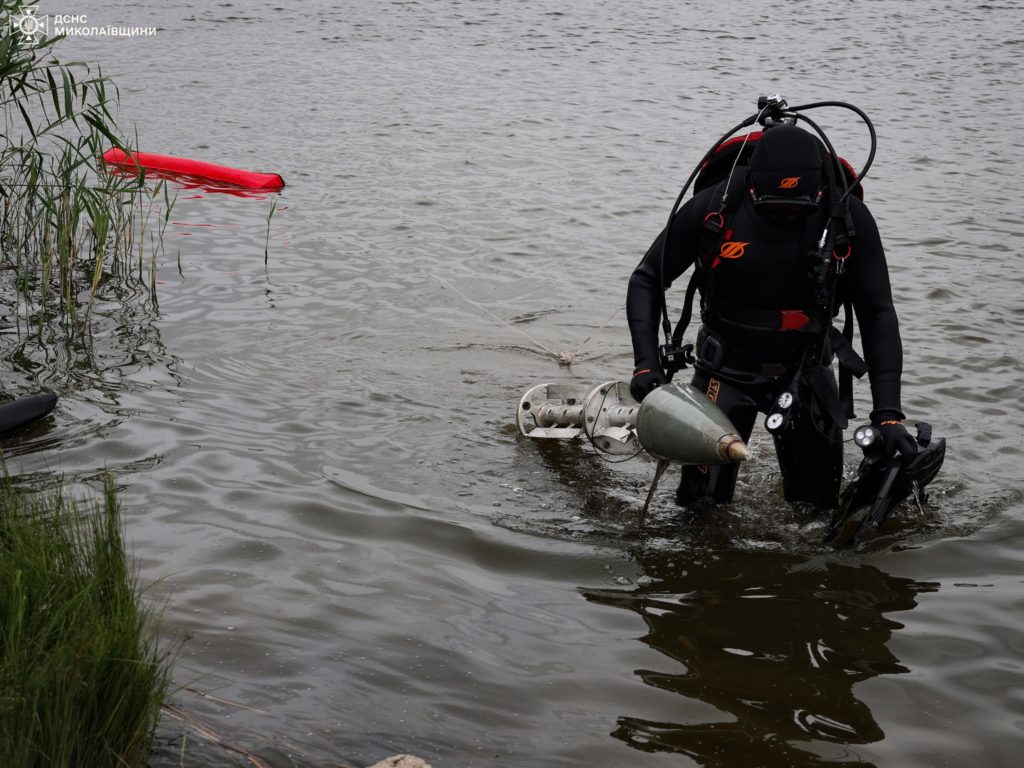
[0, 473, 172, 768]
[0, 7, 175, 765]
[1, 0, 159, 339]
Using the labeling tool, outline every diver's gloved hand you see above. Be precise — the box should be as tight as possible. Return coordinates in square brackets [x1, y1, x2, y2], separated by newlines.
[871, 413, 918, 462]
[630, 366, 667, 402]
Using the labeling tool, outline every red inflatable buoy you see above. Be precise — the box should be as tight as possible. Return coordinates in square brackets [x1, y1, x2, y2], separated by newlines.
[103, 147, 285, 190]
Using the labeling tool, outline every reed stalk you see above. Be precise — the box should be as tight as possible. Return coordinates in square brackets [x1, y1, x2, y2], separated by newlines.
[1, 0, 162, 341]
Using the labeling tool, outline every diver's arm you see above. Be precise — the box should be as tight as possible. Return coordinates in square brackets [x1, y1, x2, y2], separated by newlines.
[846, 199, 904, 419]
[626, 200, 701, 369]
[626, 228, 671, 368]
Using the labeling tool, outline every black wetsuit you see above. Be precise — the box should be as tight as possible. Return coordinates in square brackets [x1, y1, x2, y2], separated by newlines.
[627, 185, 905, 509]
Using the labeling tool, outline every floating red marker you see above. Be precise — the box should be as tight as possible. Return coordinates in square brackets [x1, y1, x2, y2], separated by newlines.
[103, 147, 285, 190]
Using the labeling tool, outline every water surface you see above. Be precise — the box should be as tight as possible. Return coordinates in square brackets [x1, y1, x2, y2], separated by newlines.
[12, 1, 1024, 766]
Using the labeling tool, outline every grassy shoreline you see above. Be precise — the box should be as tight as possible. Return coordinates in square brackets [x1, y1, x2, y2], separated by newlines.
[2, 4, 173, 760]
[0, 472, 172, 767]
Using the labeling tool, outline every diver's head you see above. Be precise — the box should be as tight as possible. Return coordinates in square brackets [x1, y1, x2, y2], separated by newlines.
[748, 125, 823, 221]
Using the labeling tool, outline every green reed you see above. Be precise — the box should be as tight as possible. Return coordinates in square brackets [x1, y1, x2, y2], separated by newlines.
[1, 7, 176, 765]
[0, 472, 173, 768]
[1, 0, 162, 337]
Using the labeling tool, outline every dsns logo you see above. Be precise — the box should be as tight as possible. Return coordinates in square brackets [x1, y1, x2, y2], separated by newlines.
[778, 176, 801, 190]
[9, 5, 48, 43]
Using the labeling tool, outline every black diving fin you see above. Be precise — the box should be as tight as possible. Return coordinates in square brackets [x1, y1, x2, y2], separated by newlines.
[824, 421, 946, 546]
[0, 392, 59, 440]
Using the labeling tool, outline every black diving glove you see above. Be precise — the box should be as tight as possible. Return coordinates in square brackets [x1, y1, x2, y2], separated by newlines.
[630, 366, 668, 403]
[871, 413, 918, 462]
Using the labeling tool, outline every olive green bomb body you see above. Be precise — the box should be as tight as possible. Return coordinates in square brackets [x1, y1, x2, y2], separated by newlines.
[636, 382, 751, 464]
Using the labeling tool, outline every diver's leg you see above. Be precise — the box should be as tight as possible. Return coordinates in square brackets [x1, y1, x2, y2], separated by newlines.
[676, 372, 759, 506]
[774, 374, 844, 510]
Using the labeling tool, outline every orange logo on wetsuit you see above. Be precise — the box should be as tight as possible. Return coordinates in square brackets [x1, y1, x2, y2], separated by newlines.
[718, 241, 749, 260]
[706, 378, 721, 403]
[697, 378, 722, 475]
[779, 176, 801, 189]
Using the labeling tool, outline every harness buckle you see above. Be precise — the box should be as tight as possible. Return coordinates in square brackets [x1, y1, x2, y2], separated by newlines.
[703, 210, 725, 235]
[659, 342, 695, 374]
[832, 241, 851, 276]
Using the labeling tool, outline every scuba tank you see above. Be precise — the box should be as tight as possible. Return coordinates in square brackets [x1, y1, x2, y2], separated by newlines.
[651, 95, 877, 432]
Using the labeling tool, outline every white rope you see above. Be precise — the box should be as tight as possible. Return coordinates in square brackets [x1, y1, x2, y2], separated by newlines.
[437, 278, 564, 357]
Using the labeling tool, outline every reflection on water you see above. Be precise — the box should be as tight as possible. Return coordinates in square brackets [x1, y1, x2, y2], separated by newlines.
[0, 264, 175, 453]
[585, 551, 938, 767]
[521, 438, 648, 523]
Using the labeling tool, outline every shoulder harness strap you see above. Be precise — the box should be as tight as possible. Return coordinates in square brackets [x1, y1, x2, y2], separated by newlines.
[671, 175, 746, 349]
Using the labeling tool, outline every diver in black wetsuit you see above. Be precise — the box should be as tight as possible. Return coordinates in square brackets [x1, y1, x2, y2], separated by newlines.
[626, 124, 917, 512]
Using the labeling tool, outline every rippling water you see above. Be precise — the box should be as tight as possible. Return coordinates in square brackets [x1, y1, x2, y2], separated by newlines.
[9, 1, 1024, 766]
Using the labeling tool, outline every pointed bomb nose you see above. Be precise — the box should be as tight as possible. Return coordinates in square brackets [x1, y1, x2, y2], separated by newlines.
[720, 434, 752, 462]
[636, 383, 750, 465]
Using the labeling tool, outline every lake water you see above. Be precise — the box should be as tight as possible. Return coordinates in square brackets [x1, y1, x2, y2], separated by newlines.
[10, 1, 1024, 766]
